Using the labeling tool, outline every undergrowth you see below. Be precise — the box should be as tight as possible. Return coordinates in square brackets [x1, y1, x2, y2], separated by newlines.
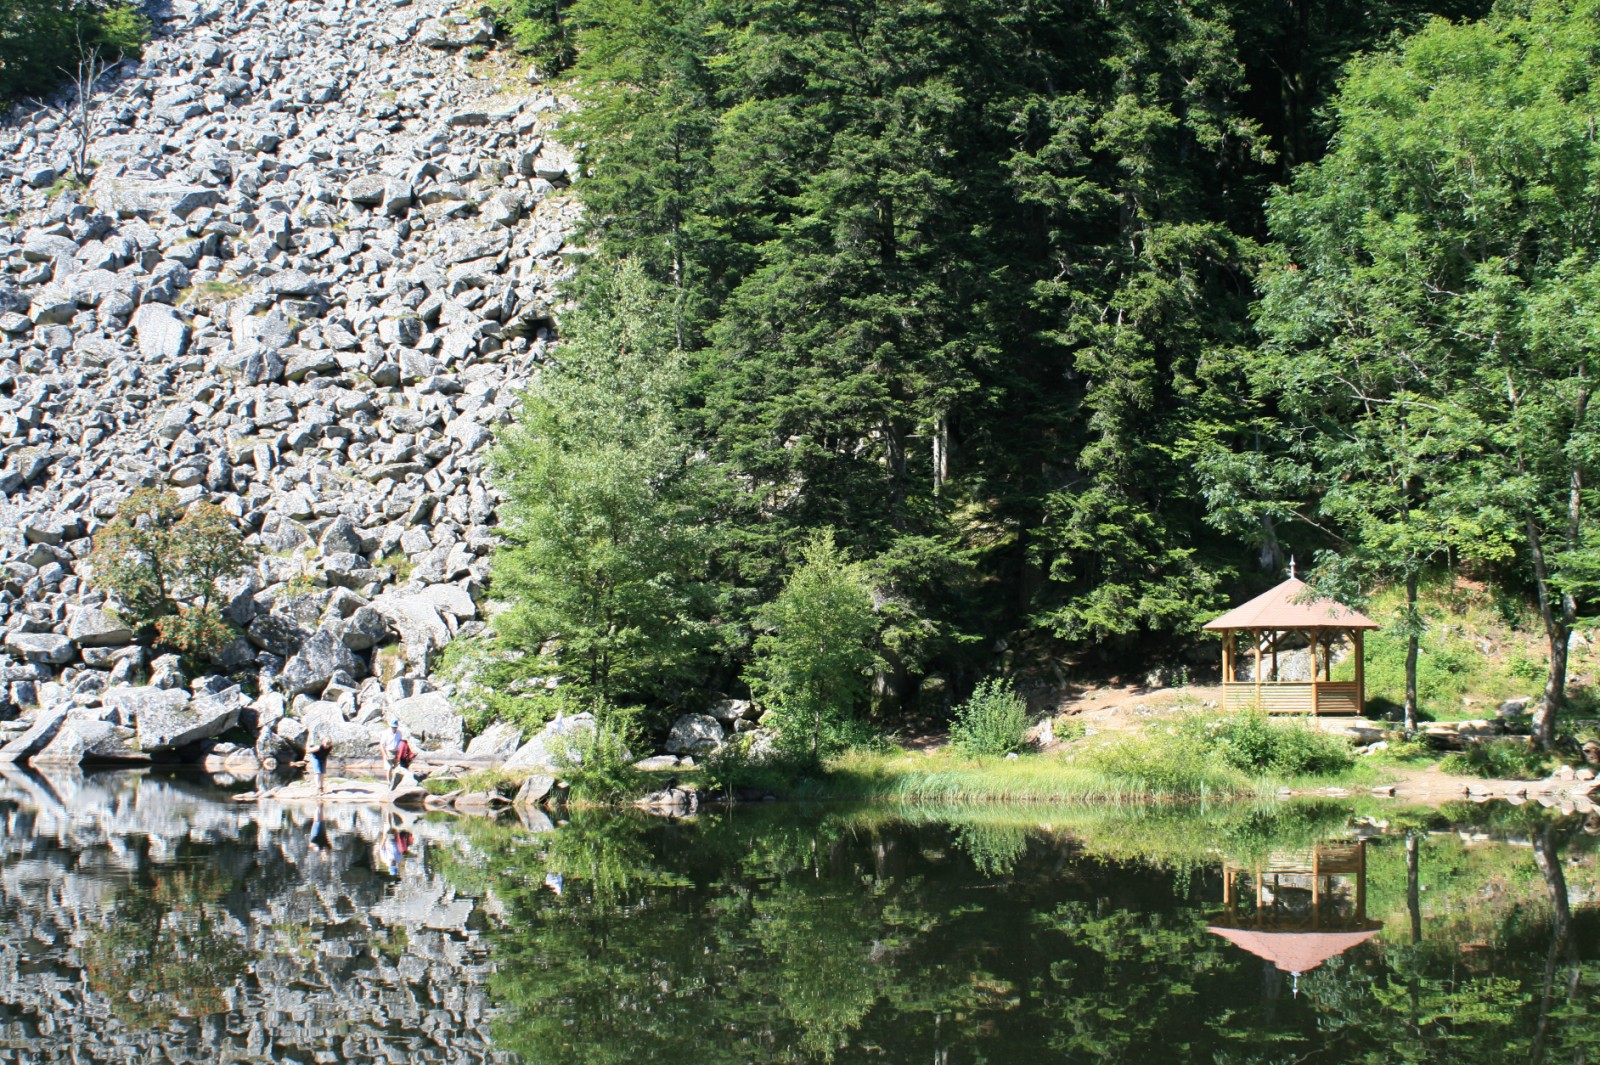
[1439, 740, 1554, 780]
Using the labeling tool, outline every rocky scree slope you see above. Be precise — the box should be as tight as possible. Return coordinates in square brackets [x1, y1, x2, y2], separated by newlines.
[0, 0, 580, 769]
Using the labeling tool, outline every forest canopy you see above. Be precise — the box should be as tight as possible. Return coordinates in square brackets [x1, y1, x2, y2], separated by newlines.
[481, 0, 1600, 733]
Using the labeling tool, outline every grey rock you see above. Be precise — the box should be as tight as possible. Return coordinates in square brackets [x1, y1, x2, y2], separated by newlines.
[389, 690, 464, 750]
[131, 689, 245, 752]
[343, 174, 388, 204]
[514, 773, 556, 806]
[464, 720, 522, 760]
[281, 629, 362, 696]
[67, 607, 135, 647]
[707, 698, 753, 724]
[339, 606, 391, 651]
[132, 302, 191, 359]
[0, 706, 68, 763]
[4, 632, 75, 665]
[665, 713, 725, 756]
[505, 713, 598, 771]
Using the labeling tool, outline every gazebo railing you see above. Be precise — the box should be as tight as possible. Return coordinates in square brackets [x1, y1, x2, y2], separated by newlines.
[1222, 680, 1360, 716]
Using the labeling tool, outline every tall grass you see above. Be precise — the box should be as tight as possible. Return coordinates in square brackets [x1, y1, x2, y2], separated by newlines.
[795, 711, 1358, 804]
[802, 750, 1272, 804]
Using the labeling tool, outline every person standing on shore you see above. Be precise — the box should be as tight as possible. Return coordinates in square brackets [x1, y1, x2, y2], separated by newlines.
[304, 723, 333, 796]
[382, 719, 413, 789]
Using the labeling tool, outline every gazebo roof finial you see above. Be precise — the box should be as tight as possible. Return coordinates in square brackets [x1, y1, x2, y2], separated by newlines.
[1289, 555, 1296, 580]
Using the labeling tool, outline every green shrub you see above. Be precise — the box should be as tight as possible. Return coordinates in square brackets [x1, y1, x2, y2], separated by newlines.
[949, 678, 1031, 756]
[1178, 712, 1355, 776]
[88, 489, 256, 666]
[548, 703, 644, 804]
[1077, 712, 1354, 796]
[1440, 740, 1553, 780]
[1080, 732, 1247, 798]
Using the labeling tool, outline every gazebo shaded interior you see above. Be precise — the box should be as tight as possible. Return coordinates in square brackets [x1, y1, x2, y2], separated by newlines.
[1204, 577, 1379, 716]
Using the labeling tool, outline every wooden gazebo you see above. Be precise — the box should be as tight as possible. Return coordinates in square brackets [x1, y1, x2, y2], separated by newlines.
[1204, 577, 1378, 716]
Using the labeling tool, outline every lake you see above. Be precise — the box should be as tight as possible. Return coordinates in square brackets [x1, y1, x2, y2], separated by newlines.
[1, 767, 1596, 1064]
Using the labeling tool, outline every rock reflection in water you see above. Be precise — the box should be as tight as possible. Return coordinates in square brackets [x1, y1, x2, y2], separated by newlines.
[0, 766, 503, 1064]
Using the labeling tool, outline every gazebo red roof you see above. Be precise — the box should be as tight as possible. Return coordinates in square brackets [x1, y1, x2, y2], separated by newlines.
[1206, 926, 1380, 974]
[1202, 577, 1378, 632]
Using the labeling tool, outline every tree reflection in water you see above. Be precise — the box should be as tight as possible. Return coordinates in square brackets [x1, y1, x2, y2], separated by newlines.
[448, 804, 1600, 1065]
[79, 863, 251, 1029]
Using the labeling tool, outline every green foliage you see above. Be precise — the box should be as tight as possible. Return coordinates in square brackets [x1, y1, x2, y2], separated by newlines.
[439, 628, 574, 738]
[486, 0, 576, 71]
[1252, 0, 1600, 735]
[1076, 712, 1353, 798]
[948, 678, 1030, 756]
[745, 532, 880, 765]
[488, 261, 725, 715]
[1177, 711, 1355, 776]
[0, 1, 148, 101]
[549, 703, 645, 804]
[1332, 580, 1561, 720]
[474, 0, 1505, 729]
[88, 489, 256, 664]
[1440, 740, 1553, 780]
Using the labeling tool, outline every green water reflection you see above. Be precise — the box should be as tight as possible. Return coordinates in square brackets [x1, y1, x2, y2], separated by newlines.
[2, 769, 1597, 1063]
[445, 803, 1600, 1064]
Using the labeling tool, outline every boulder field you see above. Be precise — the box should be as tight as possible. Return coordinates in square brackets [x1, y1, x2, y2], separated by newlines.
[0, 0, 580, 772]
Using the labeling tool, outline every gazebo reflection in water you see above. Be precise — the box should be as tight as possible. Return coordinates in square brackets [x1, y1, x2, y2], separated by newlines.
[1207, 840, 1382, 993]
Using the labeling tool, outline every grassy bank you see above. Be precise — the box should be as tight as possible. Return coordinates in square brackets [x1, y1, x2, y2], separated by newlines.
[746, 711, 1372, 804]
[779, 750, 1275, 804]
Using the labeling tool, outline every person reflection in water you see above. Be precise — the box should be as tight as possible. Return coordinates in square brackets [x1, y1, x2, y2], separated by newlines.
[377, 815, 413, 877]
[308, 807, 329, 856]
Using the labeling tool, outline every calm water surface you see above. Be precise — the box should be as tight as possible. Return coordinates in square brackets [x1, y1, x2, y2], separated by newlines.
[1, 766, 1597, 1064]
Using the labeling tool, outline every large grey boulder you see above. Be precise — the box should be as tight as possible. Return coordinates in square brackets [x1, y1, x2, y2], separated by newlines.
[133, 686, 243, 751]
[418, 15, 493, 48]
[30, 721, 87, 765]
[281, 629, 361, 696]
[514, 773, 556, 806]
[67, 607, 135, 647]
[465, 720, 523, 760]
[707, 698, 754, 725]
[132, 303, 190, 360]
[4, 632, 75, 665]
[505, 713, 598, 771]
[103, 685, 188, 727]
[298, 702, 382, 759]
[32, 717, 141, 765]
[370, 587, 474, 671]
[665, 713, 725, 756]
[0, 706, 68, 763]
[389, 691, 464, 751]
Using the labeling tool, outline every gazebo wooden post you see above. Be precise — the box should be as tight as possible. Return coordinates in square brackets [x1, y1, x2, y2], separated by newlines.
[1354, 629, 1365, 716]
[1308, 628, 1320, 718]
[1312, 848, 1322, 928]
[1253, 632, 1262, 709]
[1222, 630, 1233, 685]
[1355, 840, 1367, 921]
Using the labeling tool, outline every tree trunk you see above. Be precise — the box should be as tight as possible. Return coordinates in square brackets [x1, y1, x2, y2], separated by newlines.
[1404, 571, 1419, 732]
[1405, 830, 1421, 946]
[1530, 825, 1577, 1065]
[1527, 520, 1572, 750]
